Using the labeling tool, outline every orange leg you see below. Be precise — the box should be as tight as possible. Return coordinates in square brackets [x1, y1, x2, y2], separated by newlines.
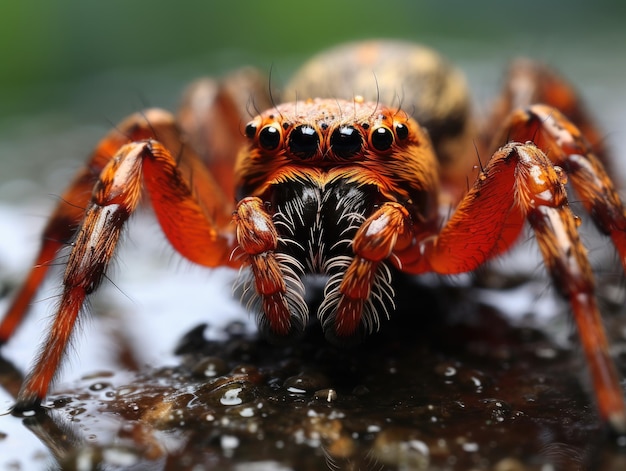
[234, 197, 308, 339]
[13, 139, 234, 412]
[0, 109, 231, 345]
[500, 104, 626, 270]
[177, 67, 273, 202]
[485, 58, 609, 165]
[0, 128, 117, 345]
[401, 142, 626, 432]
[327, 202, 412, 338]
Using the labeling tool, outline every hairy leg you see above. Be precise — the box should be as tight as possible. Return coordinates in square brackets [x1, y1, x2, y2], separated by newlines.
[0, 109, 231, 344]
[14, 139, 235, 412]
[402, 142, 626, 432]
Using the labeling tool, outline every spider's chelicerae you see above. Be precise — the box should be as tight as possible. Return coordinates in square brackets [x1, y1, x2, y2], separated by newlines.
[2, 40, 625, 432]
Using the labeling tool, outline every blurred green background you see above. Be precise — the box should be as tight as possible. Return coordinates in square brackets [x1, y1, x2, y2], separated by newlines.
[1, 0, 625, 115]
[0, 0, 625, 199]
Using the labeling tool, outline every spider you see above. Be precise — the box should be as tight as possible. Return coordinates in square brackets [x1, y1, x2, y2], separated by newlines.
[1, 39, 625, 433]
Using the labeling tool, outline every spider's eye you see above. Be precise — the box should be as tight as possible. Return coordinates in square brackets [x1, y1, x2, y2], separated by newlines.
[258, 125, 281, 150]
[245, 122, 257, 139]
[330, 126, 362, 159]
[289, 125, 319, 159]
[395, 123, 409, 140]
[371, 126, 394, 151]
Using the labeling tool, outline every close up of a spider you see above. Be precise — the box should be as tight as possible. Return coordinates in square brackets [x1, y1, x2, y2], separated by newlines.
[1, 38, 625, 441]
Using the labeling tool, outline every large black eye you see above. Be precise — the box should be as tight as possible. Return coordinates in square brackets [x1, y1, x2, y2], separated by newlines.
[371, 126, 394, 151]
[289, 125, 319, 159]
[330, 126, 362, 159]
[258, 125, 281, 150]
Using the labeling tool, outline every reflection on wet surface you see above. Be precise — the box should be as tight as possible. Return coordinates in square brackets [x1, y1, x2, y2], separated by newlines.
[3, 274, 626, 470]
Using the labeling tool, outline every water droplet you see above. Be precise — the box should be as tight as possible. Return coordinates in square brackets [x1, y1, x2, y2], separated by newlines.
[314, 388, 338, 402]
[239, 407, 255, 417]
[434, 362, 458, 377]
[535, 346, 558, 359]
[462, 441, 479, 452]
[284, 371, 330, 392]
[191, 356, 228, 378]
[69, 407, 87, 417]
[101, 447, 141, 467]
[481, 398, 512, 422]
[89, 382, 110, 392]
[116, 387, 136, 397]
[220, 387, 244, 406]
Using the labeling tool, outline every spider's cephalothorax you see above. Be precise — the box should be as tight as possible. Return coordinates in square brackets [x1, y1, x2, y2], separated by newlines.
[233, 99, 438, 342]
[2, 40, 626, 433]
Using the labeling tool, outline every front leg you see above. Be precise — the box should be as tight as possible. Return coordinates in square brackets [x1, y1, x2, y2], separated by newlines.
[403, 142, 626, 432]
[0, 109, 232, 346]
[321, 202, 412, 339]
[501, 105, 626, 270]
[234, 197, 308, 339]
[14, 140, 234, 412]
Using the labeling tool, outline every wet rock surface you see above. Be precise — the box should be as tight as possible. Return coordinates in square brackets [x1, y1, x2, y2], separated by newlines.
[5, 279, 626, 470]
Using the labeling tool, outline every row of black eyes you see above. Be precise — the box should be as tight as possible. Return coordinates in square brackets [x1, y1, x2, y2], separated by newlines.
[245, 122, 409, 159]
